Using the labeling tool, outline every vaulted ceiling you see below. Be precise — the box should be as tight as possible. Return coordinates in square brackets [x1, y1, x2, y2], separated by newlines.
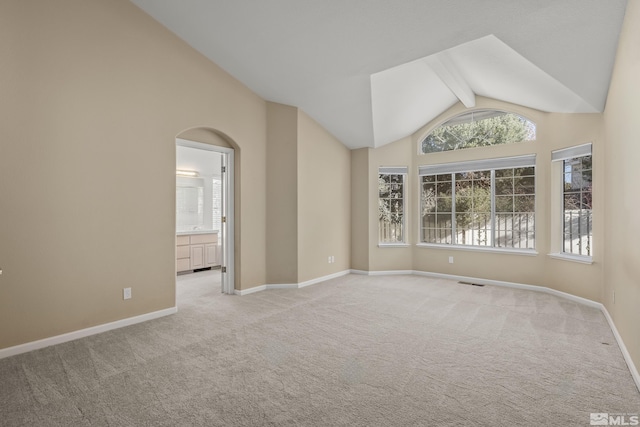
[130, 0, 627, 149]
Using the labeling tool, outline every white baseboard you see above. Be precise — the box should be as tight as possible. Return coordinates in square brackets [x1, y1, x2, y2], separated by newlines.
[234, 285, 267, 296]
[266, 284, 298, 290]
[351, 269, 414, 276]
[412, 270, 602, 309]
[235, 270, 352, 296]
[298, 270, 351, 287]
[0, 306, 178, 360]
[601, 306, 640, 393]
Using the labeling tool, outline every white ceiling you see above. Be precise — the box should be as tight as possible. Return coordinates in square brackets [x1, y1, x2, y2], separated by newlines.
[130, 0, 627, 149]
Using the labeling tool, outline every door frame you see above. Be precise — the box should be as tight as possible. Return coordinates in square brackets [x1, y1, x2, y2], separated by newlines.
[176, 138, 235, 294]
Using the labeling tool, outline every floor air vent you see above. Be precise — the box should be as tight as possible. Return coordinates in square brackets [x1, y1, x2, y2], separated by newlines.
[458, 281, 485, 287]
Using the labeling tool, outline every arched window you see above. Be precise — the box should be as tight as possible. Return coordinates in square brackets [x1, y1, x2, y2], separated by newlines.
[420, 110, 536, 154]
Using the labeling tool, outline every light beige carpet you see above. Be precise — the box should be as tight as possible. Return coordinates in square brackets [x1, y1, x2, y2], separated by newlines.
[1, 272, 638, 426]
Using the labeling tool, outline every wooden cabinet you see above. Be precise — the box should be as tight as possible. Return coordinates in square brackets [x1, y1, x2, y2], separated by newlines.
[205, 243, 218, 267]
[176, 233, 219, 273]
[190, 244, 205, 270]
[176, 235, 191, 272]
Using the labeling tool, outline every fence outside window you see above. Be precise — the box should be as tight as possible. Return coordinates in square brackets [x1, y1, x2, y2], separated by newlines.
[379, 167, 407, 244]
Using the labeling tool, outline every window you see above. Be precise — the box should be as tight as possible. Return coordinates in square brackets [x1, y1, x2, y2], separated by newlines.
[552, 144, 592, 258]
[420, 155, 536, 250]
[212, 177, 222, 232]
[420, 109, 536, 154]
[379, 167, 407, 244]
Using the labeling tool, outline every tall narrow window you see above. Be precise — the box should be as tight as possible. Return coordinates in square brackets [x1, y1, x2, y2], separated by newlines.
[212, 177, 222, 232]
[552, 144, 592, 258]
[419, 155, 536, 250]
[379, 167, 407, 244]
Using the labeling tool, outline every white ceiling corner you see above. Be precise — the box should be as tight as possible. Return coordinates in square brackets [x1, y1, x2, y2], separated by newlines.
[130, 0, 628, 149]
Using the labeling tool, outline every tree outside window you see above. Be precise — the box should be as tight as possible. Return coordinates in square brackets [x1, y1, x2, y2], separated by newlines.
[379, 172, 406, 244]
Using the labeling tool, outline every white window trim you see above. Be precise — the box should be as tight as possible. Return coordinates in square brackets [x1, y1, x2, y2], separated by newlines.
[378, 167, 408, 245]
[418, 109, 537, 155]
[417, 243, 537, 256]
[548, 252, 593, 265]
[418, 154, 535, 176]
[551, 143, 592, 162]
[551, 143, 593, 260]
[417, 156, 536, 251]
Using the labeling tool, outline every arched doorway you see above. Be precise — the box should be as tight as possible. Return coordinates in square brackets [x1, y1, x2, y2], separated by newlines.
[175, 128, 238, 295]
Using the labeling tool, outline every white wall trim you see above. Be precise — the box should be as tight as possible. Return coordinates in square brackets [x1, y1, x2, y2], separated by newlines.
[235, 270, 352, 296]
[548, 252, 594, 265]
[0, 307, 177, 360]
[234, 285, 267, 296]
[298, 270, 351, 288]
[412, 270, 602, 309]
[351, 269, 414, 276]
[266, 284, 298, 290]
[350, 269, 370, 275]
[416, 243, 538, 257]
[601, 306, 640, 393]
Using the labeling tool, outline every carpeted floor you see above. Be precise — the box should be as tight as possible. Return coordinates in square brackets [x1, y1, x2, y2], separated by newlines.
[1, 272, 638, 426]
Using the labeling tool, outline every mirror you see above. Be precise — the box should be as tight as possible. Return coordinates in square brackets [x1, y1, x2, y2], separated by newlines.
[176, 177, 205, 232]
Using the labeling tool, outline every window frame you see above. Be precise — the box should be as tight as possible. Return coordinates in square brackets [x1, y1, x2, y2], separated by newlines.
[378, 167, 409, 247]
[418, 109, 536, 155]
[549, 143, 593, 263]
[417, 155, 537, 253]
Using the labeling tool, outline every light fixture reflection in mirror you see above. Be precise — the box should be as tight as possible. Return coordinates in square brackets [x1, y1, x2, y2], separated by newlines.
[176, 170, 199, 177]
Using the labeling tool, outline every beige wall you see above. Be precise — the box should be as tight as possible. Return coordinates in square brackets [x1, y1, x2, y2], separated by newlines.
[297, 110, 351, 282]
[603, 0, 640, 373]
[0, 0, 268, 349]
[264, 105, 351, 284]
[266, 103, 299, 284]
[351, 148, 370, 271]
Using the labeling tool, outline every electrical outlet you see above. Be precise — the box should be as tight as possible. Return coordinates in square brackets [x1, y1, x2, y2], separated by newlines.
[448, 256, 454, 264]
[123, 287, 132, 300]
[328, 256, 332, 264]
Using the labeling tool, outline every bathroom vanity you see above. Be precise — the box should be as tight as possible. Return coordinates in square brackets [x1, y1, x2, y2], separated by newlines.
[176, 231, 220, 273]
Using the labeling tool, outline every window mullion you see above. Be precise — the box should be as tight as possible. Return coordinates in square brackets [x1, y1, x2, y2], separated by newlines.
[490, 169, 496, 248]
[451, 173, 456, 244]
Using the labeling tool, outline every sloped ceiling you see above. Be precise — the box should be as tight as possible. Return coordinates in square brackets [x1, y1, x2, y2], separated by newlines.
[130, 0, 627, 149]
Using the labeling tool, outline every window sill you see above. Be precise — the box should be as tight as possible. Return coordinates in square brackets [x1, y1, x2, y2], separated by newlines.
[548, 253, 593, 265]
[378, 243, 410, 248]
[416, 243, 538, 256]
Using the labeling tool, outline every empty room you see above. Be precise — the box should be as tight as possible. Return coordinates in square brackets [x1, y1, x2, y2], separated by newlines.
[1, 0, 639, 425]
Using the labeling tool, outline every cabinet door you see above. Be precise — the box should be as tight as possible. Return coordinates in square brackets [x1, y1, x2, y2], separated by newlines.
[205, 243, 218, 267]
[190, 244, 205, 270]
